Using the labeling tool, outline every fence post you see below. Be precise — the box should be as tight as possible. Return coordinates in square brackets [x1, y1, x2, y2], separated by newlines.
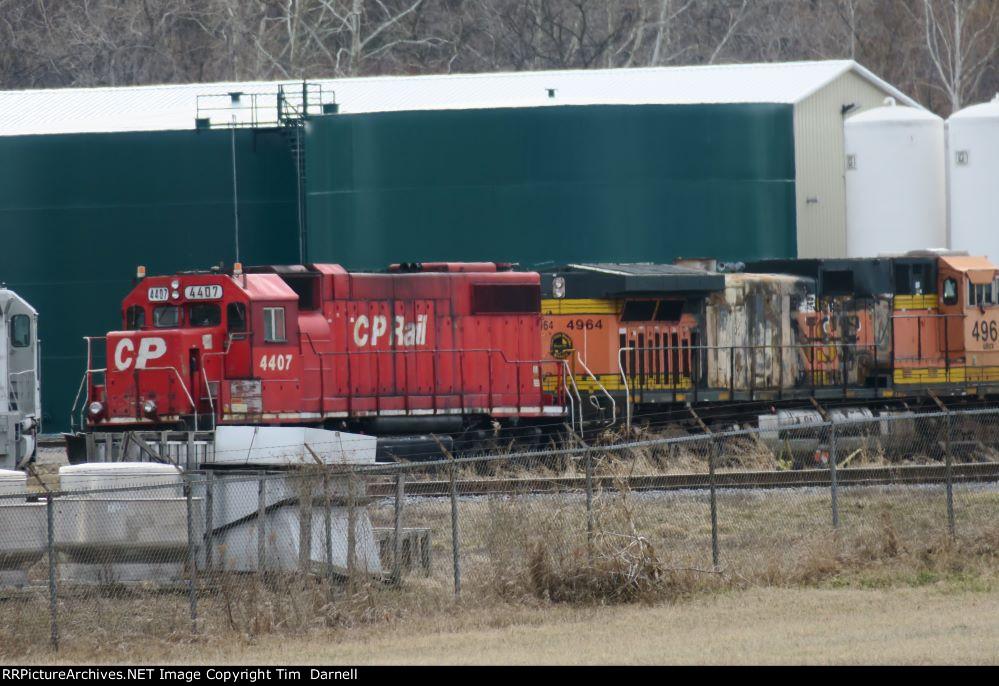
[46, 494, 58, 652]
[204, 471, 214, 570]
[185, 473, 198, 633]
[708, 438, 719, 569]
[829, 422, 839, 529]
[585, 449, 594, 546]
[299, 472, 313, 572]
[392, 473, 405, 586]
[323, 471, 333, 584]
[449, 458, 461, 597]
[944, 410, 955, 539]
[347, 469, 357, 586]
[257, 473, 267, 573]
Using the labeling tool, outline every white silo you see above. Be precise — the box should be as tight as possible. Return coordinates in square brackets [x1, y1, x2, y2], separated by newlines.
[844, 98, 947, 257]
[947, 95, 999, 260]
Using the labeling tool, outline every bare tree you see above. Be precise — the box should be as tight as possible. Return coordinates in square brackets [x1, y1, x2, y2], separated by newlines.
[921, 0, 999, 112]
[0, 0, 995, 116]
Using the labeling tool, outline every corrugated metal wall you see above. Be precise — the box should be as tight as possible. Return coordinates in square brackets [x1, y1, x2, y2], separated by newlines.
[304, 104, 798, 269]
[0, 128, 299, 432]
[793, 72, 902, 258]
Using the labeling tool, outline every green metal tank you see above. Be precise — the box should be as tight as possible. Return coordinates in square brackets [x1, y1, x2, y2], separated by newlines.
[304, 104, 797, 269]
[0, 128, 299, 432]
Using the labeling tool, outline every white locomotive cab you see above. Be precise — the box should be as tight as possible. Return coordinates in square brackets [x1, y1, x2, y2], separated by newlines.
[0, 287, 40, 469]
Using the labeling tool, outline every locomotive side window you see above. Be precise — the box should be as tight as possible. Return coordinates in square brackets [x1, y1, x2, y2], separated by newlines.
[969, 282, 995, 307]
[126, 305, 146, 330]
[263, 307, 286, 342]
[153, 305, 181, 328]
[942, 278, 958, 306]
[227, 303, 247, 333]
[10, 314, 30, 348]
[189, 303, 221, 327]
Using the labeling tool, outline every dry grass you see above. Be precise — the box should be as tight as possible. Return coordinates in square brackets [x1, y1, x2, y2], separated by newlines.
[17, 586, 999, 664]
[3, 455, 998, 662]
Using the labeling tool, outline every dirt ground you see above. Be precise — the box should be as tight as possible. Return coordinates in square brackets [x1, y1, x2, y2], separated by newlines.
[181, 586, 999, 665]
[20, 585, 997, 666]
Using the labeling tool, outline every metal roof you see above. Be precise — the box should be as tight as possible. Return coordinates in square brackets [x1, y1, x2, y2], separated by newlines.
[0, 60, 921, 137]
[239, 274, 297, 301]
[541, 263, 725, 297]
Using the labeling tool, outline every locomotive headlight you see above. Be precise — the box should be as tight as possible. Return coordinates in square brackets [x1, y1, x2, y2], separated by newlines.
[88, 401, 104, 418]
[142, 399, 158, 417]
[171, 290, 180, 300]
[553, 276, 566, 299]
[171, 279, 180, 289]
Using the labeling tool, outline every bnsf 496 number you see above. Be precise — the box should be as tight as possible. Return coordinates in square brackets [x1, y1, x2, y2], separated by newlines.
[972, 320, 998, 343]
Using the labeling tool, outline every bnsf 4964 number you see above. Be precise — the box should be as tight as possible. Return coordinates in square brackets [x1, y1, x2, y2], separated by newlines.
[259, 354, 293, 372]
[972, 320, 998, 343]
[565, 319, 603, 331]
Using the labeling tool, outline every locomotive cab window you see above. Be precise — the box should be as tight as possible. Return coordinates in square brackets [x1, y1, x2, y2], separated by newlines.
[10, 314, 30, 348]
[189, 303, 221, 327]
[227, 303, 247, 334]
[263, 307, 286, 342]
[153, 305, 181, 328]
[942, 278, 958, 306]
[126, 305, 146, 330]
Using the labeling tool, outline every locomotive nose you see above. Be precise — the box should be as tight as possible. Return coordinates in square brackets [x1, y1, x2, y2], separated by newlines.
[98, 331, 198, 424]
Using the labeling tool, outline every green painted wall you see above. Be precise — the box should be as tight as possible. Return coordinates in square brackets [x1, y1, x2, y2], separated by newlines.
[0, 128, 299, 433]
[0, 103, 798, 434]
[304, 104, 797, 270]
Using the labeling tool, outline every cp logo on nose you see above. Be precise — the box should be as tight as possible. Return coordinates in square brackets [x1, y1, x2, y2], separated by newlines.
[114, 337, 167, 371]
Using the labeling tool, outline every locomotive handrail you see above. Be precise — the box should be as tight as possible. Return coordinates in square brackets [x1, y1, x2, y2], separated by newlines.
[200, 333, 239, 427]
[201, 366, 216, 430]
[561, 362, 575, 434]
[616, 341, 893, 429]
[305, 346, 564, 414]
[575, 351, 616, 426]
[562, 360, 582, 434]
[617, 347, 633, 430]
[7, 368, 38, 416]
[308, 346, 556, 366]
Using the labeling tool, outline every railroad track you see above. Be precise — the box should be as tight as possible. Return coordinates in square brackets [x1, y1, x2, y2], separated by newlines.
[367, 462, 999, 498]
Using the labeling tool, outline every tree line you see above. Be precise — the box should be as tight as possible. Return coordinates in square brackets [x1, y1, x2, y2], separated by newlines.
[0, 0, 995, 115]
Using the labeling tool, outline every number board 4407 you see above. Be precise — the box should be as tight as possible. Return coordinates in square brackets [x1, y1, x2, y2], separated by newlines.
[259, 354, 294, 374]
[184, 284, 223, 300]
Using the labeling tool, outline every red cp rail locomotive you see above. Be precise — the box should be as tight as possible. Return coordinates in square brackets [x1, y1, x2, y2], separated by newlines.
[80, 262, 561, 441]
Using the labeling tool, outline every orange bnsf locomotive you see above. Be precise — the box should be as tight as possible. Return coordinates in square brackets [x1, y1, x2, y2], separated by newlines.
[78, 262, 561, 447]
[540, 253, 999, 431]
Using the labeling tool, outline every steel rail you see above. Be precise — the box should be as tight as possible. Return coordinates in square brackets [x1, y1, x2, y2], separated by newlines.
[364, 462, 999, 498]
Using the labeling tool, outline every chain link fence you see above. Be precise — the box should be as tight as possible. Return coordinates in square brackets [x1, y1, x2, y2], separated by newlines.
[2, 407, 999, 657]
